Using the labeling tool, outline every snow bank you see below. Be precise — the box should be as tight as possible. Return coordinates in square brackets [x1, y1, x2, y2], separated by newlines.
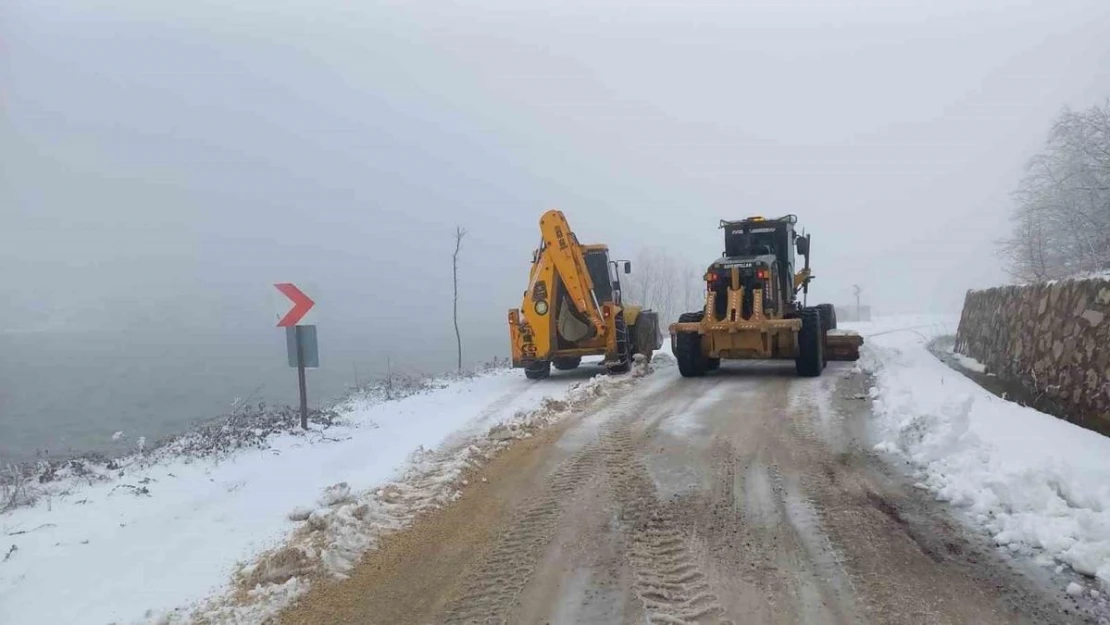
[859, 315, 1110, 586]
[0, 358, 657, 625]
[994, 270, 1110, 290]
[1043, 271, 1110, 286]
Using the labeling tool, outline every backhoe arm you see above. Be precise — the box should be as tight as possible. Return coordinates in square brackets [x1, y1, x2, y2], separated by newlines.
[534, 210, 606, 336]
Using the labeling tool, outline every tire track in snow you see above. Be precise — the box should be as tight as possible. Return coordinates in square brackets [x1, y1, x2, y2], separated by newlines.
[441, 446, 601, 624]
[602, 424, 731, 625]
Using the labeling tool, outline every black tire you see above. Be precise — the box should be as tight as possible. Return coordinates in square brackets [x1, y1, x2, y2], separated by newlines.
[675, 310, 708, 377]
[552, 356, 582, 371]
[816, 303, 837, 331]
[628, 322, 644, 362]
[629, 314, 661, 362]
[524, 360, 551, 380]
[822, 324, 829, 369]
[677, 311, 705, 324]
[795, 308, 824, 377]
[676, 331, 707, 377]
[608, 311, 632, 374]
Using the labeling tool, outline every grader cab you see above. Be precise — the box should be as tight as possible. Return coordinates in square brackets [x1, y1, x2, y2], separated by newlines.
[669, 215, 862, 377]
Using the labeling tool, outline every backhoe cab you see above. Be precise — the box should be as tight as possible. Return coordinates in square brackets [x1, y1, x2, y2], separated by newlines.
[509, 210, 662, 379]
[669, 215, 862, 378]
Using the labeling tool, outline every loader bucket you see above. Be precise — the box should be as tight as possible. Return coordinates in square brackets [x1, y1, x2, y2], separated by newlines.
[826, 329, 863, 361]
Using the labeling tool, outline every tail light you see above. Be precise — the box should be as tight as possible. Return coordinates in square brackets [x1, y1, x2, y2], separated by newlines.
[756, 269, 769, 280]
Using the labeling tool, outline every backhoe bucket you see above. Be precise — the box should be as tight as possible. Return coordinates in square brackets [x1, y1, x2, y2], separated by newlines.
[825, 330, 863, 361]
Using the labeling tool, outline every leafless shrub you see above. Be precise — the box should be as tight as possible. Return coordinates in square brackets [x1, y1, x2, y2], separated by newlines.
[1, 465, 43, 513]
[156, 401, 343, 460]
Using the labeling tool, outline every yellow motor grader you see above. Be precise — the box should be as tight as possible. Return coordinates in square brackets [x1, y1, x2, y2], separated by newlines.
[508, 210, 663, 379]
[669, 215, 862, 377]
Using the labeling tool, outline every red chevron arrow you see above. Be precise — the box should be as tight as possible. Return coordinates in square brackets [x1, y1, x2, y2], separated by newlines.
[274, 283, 315, 327]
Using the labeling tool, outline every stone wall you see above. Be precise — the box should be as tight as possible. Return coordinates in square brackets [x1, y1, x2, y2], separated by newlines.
[955, 277, 1110, 435]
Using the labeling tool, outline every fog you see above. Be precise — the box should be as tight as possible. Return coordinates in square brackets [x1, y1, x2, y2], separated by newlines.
[4, 0, 1110, 371]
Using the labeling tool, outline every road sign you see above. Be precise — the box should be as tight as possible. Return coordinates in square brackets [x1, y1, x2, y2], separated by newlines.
[286, 325, 319, 368]
[274, 283, 316, 327]
[273, 282, 318, 430]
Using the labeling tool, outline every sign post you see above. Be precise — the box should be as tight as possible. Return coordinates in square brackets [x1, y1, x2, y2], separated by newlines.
[274, 283, 317, 430]
[295, 326, 308, 429]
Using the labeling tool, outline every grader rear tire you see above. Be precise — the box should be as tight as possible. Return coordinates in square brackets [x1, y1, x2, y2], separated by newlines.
[817, 303, 837, 331]
[675, 311, 708, 377]
[676, 332, 707, 377]
[795, 308, 824, 378]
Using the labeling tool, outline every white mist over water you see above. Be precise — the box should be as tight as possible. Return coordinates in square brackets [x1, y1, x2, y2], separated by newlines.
[0, 328, 508, 463]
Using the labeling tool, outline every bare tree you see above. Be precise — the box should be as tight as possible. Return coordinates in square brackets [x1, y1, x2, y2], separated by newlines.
[623, 247, 705, 324]
[453, 226, 467, 372]
[1000, 101, 1110, 281]
[682, 265, 704, 313]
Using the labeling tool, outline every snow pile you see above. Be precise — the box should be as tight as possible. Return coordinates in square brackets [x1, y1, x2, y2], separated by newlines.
[950, 351, 987, 374]
[0, 357, 656, 625]
[859, 316, 1110, 586]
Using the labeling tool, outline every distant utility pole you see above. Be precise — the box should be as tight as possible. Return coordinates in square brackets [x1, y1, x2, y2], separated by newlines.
[852, 284, 862, 319]
[453, 226, 467, 372]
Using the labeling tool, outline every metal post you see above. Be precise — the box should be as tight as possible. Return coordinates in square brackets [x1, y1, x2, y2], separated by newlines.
[295, 325, 308, 430]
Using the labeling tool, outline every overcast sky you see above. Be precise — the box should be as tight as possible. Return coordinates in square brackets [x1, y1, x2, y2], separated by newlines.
[3, 0, 1110, 366]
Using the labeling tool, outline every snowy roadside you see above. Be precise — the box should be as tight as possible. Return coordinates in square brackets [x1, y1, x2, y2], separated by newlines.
[858, 315, 1110, 598]
[0, 357, 660, 625]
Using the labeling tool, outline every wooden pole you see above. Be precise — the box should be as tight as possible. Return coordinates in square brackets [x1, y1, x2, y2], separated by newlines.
[453, 226, 466, 372]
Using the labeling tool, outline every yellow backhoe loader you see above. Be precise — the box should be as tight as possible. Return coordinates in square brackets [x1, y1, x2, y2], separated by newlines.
[508, 210, 663, 379]
[670, 215, 863, 377]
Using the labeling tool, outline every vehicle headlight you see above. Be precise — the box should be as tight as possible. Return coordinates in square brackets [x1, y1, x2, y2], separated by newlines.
[534, 300, 549, 315]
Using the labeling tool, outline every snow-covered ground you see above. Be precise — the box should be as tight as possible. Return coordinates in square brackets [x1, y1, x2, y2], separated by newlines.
[858, 315, 1110, 594]
[0, 357, 654, 625]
